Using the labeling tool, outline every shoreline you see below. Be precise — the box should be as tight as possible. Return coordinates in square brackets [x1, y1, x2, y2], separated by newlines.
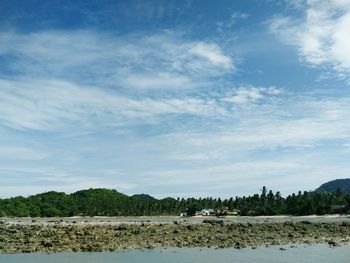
[2, 214, 350, 225]
[1, 216, 350, 253]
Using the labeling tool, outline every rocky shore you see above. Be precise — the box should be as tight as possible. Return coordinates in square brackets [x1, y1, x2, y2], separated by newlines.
[1, 219, 350, 253]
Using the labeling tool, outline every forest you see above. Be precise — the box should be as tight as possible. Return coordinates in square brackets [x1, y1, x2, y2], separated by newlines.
[0, 187, 349, 217]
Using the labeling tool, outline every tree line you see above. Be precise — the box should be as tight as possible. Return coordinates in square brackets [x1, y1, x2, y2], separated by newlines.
[0, 187, 349, 217]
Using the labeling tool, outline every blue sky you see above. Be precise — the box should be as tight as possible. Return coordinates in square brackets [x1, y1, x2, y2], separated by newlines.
[1, 0, 350, 198]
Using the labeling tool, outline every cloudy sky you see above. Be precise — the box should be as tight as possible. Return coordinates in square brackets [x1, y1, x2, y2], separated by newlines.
[1, 0, 350, 198]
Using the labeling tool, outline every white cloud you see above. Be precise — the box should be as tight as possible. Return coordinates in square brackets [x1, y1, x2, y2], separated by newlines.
[1, 28, 350, 198]
[0, 30, 237, 131]
[216, 11, 250, 33]
[1, 85, 350, 197]
[269, 0, 350, 80]
[0, 166, 138, 198]
[137, 159, 346, 197]
[121, 72, 193, 90]
[0, 147, 47, 160]
[0, 78, 229, 131]
[0, 30, 234, 90]
[2, 73, 349, 153]
[221, 86, 283, 105]
[162, 95, 350, 152]
[188, 42, 234, 70]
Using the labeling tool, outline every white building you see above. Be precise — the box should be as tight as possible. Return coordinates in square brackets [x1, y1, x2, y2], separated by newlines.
[196, 209, 214, 216]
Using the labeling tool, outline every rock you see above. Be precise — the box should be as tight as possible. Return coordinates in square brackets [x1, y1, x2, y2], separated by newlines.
[132, 228, 141, 235]
[328, 240, 340, 247]
[41, 239, 53, 248]
[0, 220, 349, 253]
[116, 224, 128, 231]
[186, 225, 196, 231]
[234, 241, 241, 249]
[341, 222, 350, 227]
[203, 220, 224, 226]
[227, 224, 235, 231]
[301, 221, 312, 225]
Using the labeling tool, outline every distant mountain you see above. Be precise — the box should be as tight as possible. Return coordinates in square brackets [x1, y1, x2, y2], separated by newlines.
[316, 179, 350, 194]
[131, 194, 156, 200]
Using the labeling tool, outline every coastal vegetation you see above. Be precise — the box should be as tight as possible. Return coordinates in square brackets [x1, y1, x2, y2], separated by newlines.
[0, 186, 349, 217]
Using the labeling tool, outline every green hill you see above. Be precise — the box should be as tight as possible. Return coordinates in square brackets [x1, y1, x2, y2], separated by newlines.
[316, 179, 350, 194]
[70, 188, 129, 216]
[131, 194, 155, 200]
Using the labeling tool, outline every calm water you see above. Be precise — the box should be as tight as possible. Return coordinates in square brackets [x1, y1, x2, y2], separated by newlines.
[1, 244, 349, 263]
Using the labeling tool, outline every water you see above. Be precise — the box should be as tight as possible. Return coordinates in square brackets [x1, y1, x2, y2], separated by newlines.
[1, 244, 349, 263]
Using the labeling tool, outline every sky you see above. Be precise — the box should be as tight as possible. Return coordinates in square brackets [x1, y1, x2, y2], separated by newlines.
[1, 0, 350, 198]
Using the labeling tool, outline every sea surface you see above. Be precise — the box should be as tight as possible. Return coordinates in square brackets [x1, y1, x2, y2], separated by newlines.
[0, 244, 349, 263]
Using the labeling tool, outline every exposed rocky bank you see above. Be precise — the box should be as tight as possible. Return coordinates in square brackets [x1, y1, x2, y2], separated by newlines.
[1, 219, 350, 253]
